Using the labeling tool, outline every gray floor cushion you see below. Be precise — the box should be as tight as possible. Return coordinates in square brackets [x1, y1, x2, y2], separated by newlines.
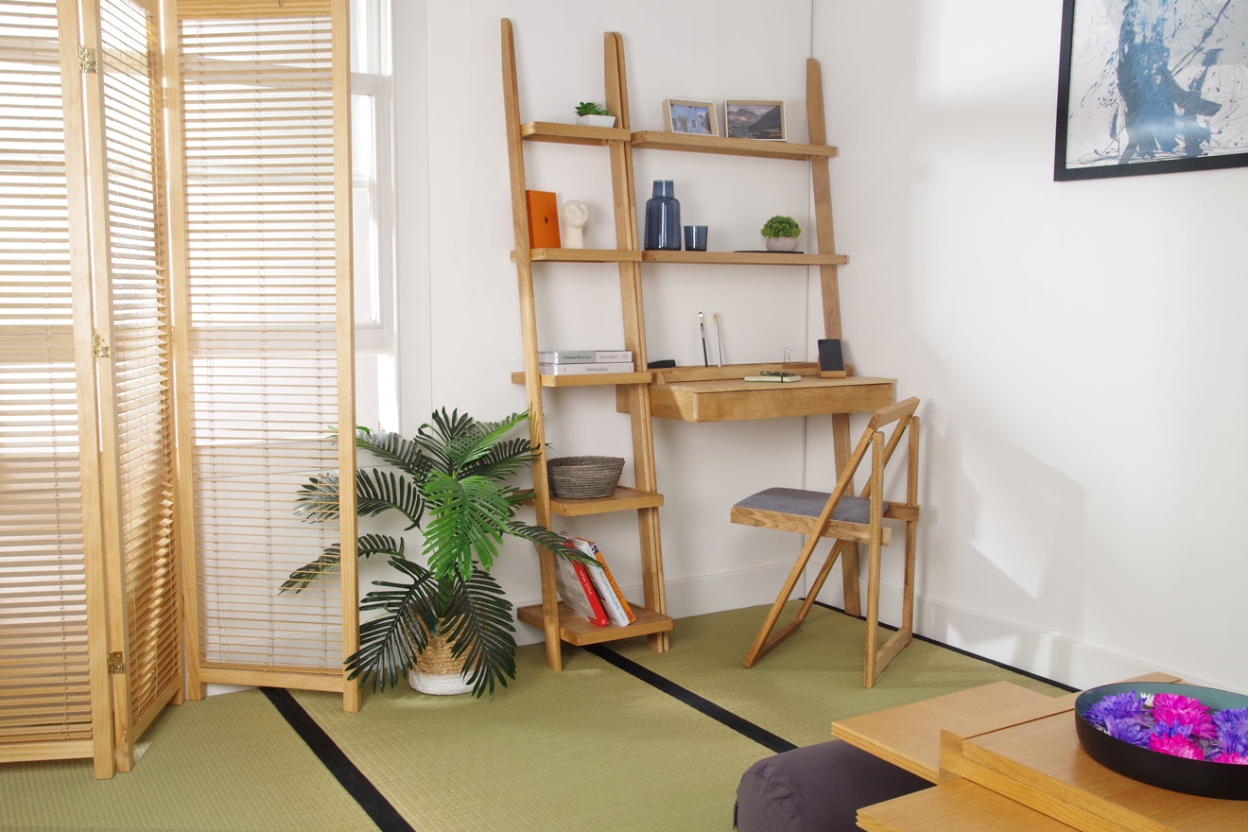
[735, 740, 929, 831]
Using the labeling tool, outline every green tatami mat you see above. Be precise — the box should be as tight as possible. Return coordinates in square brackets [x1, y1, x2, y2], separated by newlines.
[291, 642, 768, 832]
[0, 689, 375, 832]
[603, 602, 1069, 747]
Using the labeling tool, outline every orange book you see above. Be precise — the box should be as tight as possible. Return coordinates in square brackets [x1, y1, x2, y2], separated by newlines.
[525, 190, 561, 249]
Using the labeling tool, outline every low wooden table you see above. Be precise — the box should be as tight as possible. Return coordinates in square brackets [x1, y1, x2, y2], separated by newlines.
[831, 674, 1248, 832]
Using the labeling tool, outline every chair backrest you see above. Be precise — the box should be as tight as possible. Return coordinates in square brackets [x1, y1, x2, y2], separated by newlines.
[819, 397, 920, 526]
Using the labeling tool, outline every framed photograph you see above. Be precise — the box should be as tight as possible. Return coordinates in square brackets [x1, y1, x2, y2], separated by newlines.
[663, 99, 718, 136]
[724, 100, 786, 141]
[1055, 0, 1248, 181]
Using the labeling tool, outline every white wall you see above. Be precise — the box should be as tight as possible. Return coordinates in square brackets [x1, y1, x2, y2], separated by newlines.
[813, 0, 1248, 693]
[397, 1, 1248, 694]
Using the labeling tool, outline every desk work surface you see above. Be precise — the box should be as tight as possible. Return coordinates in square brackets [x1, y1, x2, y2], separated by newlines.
[639, 375, 895, 422]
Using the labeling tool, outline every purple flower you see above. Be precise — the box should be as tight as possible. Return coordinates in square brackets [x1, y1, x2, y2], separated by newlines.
[1148, 733, 1204, 760]
[1084, 691, 1149, 731]
[1213, 708, 1248, 757]
[1152, 693, 1216, 741]
[1103, 715, 1151, 748]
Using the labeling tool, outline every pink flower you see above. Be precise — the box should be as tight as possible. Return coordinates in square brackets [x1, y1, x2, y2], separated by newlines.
[1148, 733, 1204, 760]
[1151, 693, 1217, 741]
[1211, 752, 1248, 766]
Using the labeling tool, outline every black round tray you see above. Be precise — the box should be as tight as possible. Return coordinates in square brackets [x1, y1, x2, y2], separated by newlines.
[1075, 682, 1248, 800]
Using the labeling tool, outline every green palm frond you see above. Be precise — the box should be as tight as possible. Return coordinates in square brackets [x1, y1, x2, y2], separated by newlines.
[421, 472, 512, 579]
[346, 558, 442, 691]
[463, 435, 539, 481]
[354, 427, 430, 476]
[412, 409, 477, 471]
[356, 467, 424, 528]
[441, 569, 517, 698]
[505, 521, 595, 564]
[280, 534, 406, 593]
[294, 474, 340, 523]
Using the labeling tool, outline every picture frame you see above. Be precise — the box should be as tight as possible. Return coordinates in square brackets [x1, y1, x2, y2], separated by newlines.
[1054, 0, 1248, 181]
[724, 100, 786, 141]
[663, 99, 718, 136]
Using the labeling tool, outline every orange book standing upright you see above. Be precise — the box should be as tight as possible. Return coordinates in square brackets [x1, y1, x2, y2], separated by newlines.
[525, 190, 561, 249]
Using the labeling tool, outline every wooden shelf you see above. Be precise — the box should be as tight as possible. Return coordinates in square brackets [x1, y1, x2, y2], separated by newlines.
[517, 601, 674, 646]
[511, 248, 641, 262]
[549, 485, 663, 517]
[641, 250, 847, 266]
[631, 130, 838, 161]
[520, 121, 631, 145]
[512, 370, 652, 387]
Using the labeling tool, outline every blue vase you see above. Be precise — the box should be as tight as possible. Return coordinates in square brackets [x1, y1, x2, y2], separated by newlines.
[644, 180, 681, 250]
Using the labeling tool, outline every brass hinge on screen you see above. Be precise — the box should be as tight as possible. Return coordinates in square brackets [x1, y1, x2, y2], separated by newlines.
[107, 652, 125, 674]
[79, 47, 97, 74]
[92, 333, 111, 358]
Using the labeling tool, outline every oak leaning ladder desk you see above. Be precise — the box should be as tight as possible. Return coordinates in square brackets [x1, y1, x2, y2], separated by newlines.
[502, 19, 895, 671]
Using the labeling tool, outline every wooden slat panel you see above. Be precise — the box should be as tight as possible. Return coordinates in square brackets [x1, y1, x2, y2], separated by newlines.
[171, 3, 354, 698]
[0, 0, 95, 764]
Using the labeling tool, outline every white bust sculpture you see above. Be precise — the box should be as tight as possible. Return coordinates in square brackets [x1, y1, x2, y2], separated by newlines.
[562, 200, 589, 249]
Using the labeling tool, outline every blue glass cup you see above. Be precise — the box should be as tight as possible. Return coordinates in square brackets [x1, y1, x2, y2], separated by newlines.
[683, 225, 708, 251]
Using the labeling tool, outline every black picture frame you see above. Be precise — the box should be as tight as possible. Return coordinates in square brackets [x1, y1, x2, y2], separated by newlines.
[1054, 0, 1248, 182]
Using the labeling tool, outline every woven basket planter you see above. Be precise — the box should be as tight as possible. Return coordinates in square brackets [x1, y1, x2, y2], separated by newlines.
[407, 632, 472, 696]
[547, 456, 625, 499]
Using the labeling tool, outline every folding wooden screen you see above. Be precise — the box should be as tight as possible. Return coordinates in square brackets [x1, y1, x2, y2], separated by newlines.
[166, 0, 359, 710]
[0, 0, 358, 778]
[0, 0, 115, 778]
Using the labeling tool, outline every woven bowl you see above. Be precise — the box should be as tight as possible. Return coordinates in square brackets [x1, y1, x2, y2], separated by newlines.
[547, 456, 625, 499]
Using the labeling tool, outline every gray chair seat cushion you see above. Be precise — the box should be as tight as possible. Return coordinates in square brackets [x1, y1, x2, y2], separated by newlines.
[734, 487, 887, 525]
[735, 740, 929, 831]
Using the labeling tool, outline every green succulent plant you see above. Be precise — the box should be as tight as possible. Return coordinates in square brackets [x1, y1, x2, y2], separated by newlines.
[575, 101, 610, 117]
[761, 215, 801, 238]
[283, 408, 588, 697]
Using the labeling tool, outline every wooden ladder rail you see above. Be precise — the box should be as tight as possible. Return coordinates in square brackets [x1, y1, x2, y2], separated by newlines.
[807, 58, 860, 616]
[606, 31, 668, 652]
[501, 19, 562, 670]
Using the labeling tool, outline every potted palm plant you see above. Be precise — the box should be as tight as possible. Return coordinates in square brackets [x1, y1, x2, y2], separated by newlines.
[282, 408, 585, 697]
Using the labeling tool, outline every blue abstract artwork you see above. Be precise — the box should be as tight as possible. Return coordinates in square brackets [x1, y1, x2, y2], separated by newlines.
[1055, 0, 1248, 180]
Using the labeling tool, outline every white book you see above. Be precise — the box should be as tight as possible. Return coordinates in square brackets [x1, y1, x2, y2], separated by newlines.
[564, 534, 631, 627]
[538, 361, 634, 375]
[538, 350, 633, 364]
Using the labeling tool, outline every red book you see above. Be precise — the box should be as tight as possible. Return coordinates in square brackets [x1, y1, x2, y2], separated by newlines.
[553, 550, 608, 627]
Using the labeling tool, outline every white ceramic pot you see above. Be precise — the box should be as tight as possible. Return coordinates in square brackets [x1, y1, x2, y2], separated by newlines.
[765, 236, 799, 252]
[576, 114, 616, 128]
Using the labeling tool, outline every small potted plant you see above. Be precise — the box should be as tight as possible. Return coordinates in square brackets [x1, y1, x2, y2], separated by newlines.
[575, 101, 616, 128]
[761, 215, 801, 252]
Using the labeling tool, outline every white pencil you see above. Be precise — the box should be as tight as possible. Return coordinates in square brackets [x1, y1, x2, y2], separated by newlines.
[713, 313, 724, 366]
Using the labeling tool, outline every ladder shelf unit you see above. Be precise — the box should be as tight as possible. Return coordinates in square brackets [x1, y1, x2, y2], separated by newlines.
[501, 20, 867, 672]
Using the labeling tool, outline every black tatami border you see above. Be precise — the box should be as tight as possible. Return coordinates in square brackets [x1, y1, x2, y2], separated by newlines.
[585, 644, 798, 754]
[261, 687, 416, 832]
[264, 606, 1074, 828]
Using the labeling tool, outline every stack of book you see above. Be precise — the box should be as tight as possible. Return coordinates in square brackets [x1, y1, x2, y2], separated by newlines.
[538, 350, 633, 376]
[553, 533, 637, 628]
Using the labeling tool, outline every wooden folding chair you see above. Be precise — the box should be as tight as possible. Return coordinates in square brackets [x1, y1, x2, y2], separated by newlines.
[731, 397, 921, 687]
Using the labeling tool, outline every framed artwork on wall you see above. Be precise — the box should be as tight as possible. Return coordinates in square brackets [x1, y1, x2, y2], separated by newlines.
[663, 99, 718, 136]
[724, 100, 786, 141]
[1054, 0, 1248, 181]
